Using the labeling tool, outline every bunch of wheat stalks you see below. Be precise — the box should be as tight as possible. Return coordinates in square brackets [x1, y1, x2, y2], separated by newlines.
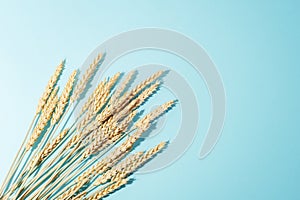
[0, 53, 175, 200]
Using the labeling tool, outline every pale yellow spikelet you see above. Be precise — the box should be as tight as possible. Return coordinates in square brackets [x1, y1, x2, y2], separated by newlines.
[92, 72, 120, 114]
[26, 92, 59, 151]
[113, 110, 137, 134]
[131, 70, 163, 97]
[137, 80, 160, 104]
[115, 81, 160, 120]
[116, 151, 144, 172]
[110, 71, 163, 116]
[71, 53, 103, 103]
[99, 128, 146, 171]
[72, 191, 87, 200]
[93, 86, 109, 114]
[76, 165, 97, 184]
[51, 70, 77, 125]
[38, 129, 69, 163]
[137, 141, 167, 166]
[88, 179, 127, 200]
[79, 79, 106, 115]
[107, 72, 121, 91]
[65, 133, 80, 150]
[108, 142, 166, 180]
[82, 117, 117, 159]
[77, 83, 110, 131]
[149, 100, 175, 120]
[96, 106, 112, 123]
[36, 61, 64, 114]
[134, 100, 175, 130]
[81, 117, 113, 146]
[58, 178, 89, 200]
[95, 152, 143, 185]
[110, 70, 135, 105]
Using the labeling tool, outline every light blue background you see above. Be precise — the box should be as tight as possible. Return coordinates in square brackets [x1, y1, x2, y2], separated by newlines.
[0, 1, 299, 199]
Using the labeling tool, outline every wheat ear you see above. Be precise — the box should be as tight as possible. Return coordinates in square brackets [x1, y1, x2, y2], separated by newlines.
[88, 179, 127, 200]
[110, 70, 136, 105]
[51, 70, 77, 125]
[79, 79, 106, 116]
[71, 53, 102, 103]
[36, 60, 65, 114]
[37, 129, 69, 164]
[26, 87, 59, 151]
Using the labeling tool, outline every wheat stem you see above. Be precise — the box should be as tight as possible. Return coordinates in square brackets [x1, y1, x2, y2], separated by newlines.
[0, 114, 38, 195]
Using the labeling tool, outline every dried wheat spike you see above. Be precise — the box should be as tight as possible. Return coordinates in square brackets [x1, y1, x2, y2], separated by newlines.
[130, 70, 163, 97]
[149, 100, 175, 120]
[58, 178, 89, 200]
[26, 90, 59, 151]
[79, 79, 106, 115]
[81, 117, 117, 159]
[72, 191, 87, 200]
[115, 142, 167, 180]
[96, 106, 112, 124]
[93, 85, 109, 114]
[71, 53, 103, 103]
[77, 83, 110, 131]
[92, 72, 120, 114]
[100, 127, 148, 171]
[95, 152, 143, 185]
[116, 152, 144, 172]
[137, 80, 160, 105]
[108, 142, 166, 183]
[110, 70, 135, 105]
[135, 100, 175, 129]
[107, 72, 121, 91]
[76, 164, 98, 184]
[115, 110, 137, 133]
[38, 129, 69, 163]
[88, 179, 127, 200]
[51, 70, 77, 125]
[137, 141, 167, 165]
[36, 60, 64, 114]
[81, 116, 113, 146]
[104, 142, 167, 183]
[110, 71, 163, 116]
[115, 81, 160, 121]
[65, 133, 81, 150]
